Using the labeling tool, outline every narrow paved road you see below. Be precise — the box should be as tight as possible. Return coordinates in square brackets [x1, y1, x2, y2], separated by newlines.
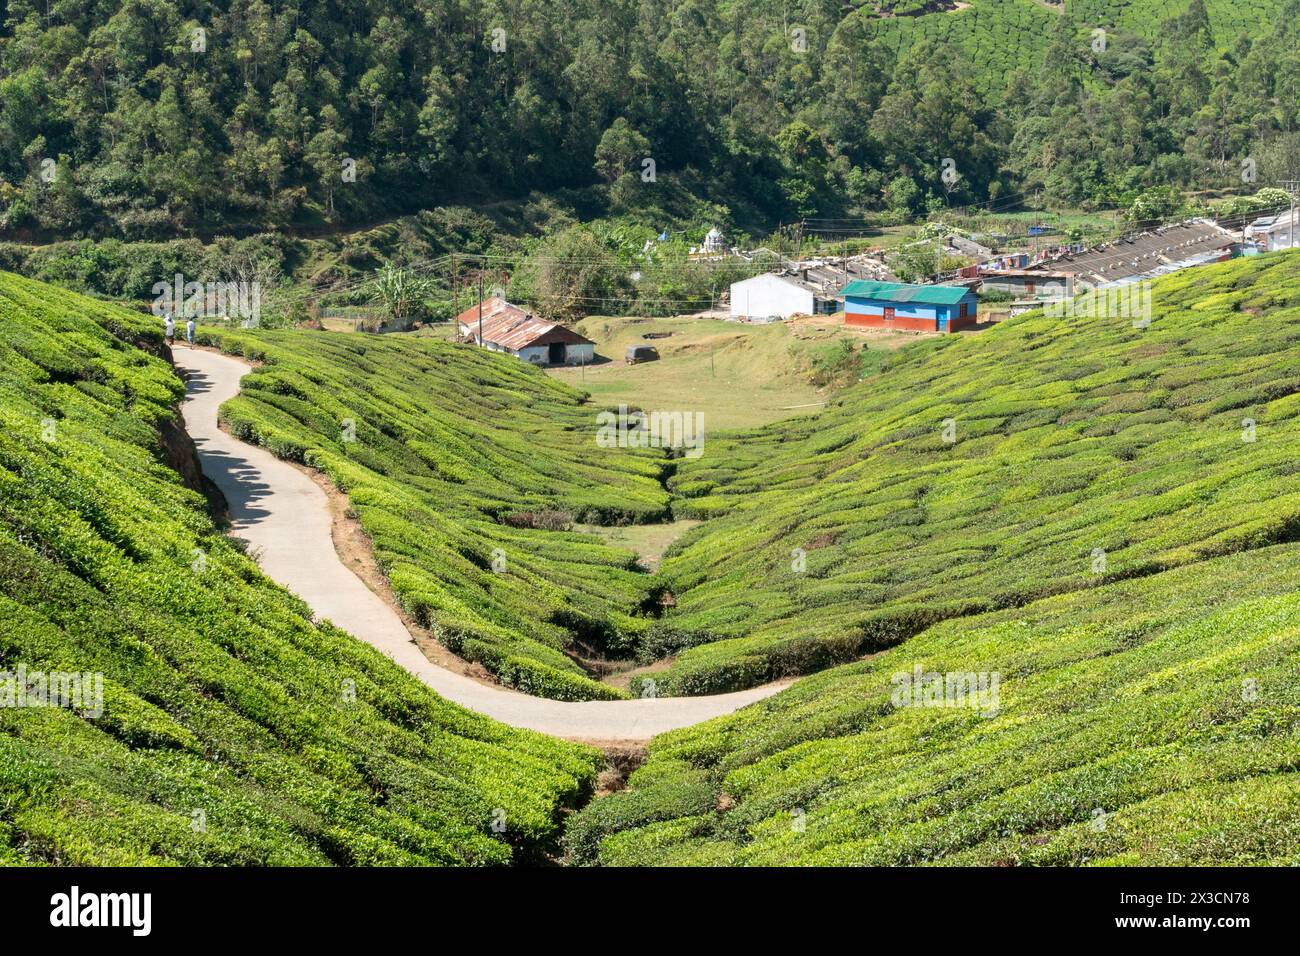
[175, 346, 787, 740]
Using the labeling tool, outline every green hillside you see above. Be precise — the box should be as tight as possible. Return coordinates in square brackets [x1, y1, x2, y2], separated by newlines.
[858, 0, 1285, 74]
[643, 251, 1300, 695]
[1068, 0, 1286, 38]
[0, 272, 598, 864]
[205, 328, 672, 700]
[2, 0, 1291, 245]
[566, 252, 1300, 868]
[854, 0, 1061, 91]
[567, 541, 1300, 865]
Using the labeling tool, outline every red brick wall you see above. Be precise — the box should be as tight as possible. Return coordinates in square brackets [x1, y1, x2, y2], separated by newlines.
[893, 314, 937, 332]
[845, 311, 940, 332]
[948, 311, 979, 332]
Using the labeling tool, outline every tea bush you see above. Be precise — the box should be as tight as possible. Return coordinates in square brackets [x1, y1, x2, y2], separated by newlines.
[203, 328, 674, 699]
[572, 543, 1300, 865]
[0, 271, 599, 864]
[650, 252, 1300, 694]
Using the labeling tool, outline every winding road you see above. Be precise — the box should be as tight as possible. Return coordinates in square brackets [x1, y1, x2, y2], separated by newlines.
[175, 347, 787, 740]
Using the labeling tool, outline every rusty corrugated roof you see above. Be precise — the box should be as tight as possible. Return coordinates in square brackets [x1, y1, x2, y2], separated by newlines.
[454, 296, 524, 330]
[456, 297, 593, 350]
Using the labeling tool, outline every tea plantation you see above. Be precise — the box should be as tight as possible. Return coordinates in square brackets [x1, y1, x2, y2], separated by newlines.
[7, 248, 1299, 867]
[1068, 0, 1286, 40]
[647, 252, 1300, 695]
[854, 0, 1284, 96]
[856, 0, 1061, 94]
[204, 328, 672, 700]
[0, 272, 599, 864]
[568, 542, 1300, 865]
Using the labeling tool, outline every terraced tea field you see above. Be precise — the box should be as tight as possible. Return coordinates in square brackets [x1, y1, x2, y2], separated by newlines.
[569, 542, 1300, 865]
[0, 272, 599, 864]
[1068, 0, 1286, 39]
[204, 328, 673, 700]
[853, 0, 1284, 97]
[7, 250, 1298, 869]
[857, 0, 1060, 95]
[648, 252, 1300, 694]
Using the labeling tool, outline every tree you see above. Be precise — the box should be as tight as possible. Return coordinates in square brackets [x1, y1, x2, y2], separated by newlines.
[888, 240, 940, 283]
[1126, 186, 1190, 226]
[304, 106, 349, 222]
[775, 121, 832, 217]
[370, 262, 437, 326]
[512, 225, 633, 321]
[594, 118, 650, 184]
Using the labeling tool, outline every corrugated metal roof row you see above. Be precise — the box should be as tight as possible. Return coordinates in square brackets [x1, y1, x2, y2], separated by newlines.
[1032, 220, 1236, 284]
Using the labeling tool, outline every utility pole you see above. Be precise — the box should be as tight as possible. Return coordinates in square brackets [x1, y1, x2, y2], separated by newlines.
[477, 270, 484, 348]
[1281, 180, 1300, 253]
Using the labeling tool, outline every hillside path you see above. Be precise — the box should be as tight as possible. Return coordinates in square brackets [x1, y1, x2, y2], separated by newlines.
[174, 346, 787, 741]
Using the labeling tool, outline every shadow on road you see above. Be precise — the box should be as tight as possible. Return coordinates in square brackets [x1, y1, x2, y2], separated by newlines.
[184, 368, 273, 527]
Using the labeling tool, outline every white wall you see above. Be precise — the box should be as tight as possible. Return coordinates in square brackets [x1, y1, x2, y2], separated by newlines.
[565, 343, 595, 365]
[730, 274, 814, 319]
[982, 277, 1072, 298]
[512, 343, 595, 366]
[1265, 223, 1298, 252]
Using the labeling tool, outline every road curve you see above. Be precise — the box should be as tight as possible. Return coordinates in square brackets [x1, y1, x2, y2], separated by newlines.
[175, 346, 787, 740]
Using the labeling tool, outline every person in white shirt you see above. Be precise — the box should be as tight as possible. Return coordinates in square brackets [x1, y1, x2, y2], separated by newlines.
[185, 317, 196, 346]
[163, 314, 175, 345]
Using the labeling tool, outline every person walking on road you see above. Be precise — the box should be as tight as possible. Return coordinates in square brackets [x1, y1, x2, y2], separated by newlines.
[185, 317, 196, 347]
[163, 313, 175, 346]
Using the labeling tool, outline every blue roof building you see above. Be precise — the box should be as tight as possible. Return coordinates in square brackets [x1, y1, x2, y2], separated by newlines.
[839, 280, 979, 334]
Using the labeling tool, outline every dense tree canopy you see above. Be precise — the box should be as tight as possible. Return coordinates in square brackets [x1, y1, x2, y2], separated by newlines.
[0, 0, 1295, 240]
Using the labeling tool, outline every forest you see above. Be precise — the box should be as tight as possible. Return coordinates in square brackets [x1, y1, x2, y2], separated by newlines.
[0, 0, 1297, 242]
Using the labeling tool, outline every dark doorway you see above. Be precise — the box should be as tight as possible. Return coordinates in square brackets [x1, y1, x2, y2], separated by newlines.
[548, 342, 566, 364]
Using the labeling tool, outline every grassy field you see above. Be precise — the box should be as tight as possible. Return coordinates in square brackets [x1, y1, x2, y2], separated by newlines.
[0, 271, 599, 864]
[204, 327, 676, 700]
[551, 314, 898, 431]
[575, 520, 704, 572]
[635, 250, 1300, 695]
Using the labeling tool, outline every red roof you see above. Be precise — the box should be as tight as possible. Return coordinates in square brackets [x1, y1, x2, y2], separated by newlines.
[454, 296, 522, 329]
[455, 297, 593, 351]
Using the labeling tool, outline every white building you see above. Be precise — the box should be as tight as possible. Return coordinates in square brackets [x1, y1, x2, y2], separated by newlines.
[728, 258, 892, 321]
[1246, 210, 1299, 252]
[456, 297, 595, 366]
[729, 272, 819, 320]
